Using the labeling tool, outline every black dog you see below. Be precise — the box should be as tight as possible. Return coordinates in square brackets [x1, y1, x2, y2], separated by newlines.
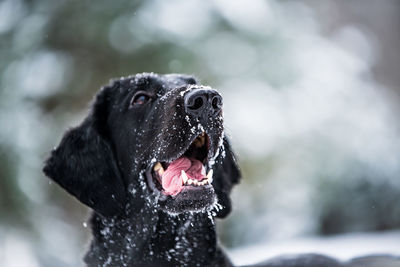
[43, 73, 240, 266]
[43, 73, 399, 267]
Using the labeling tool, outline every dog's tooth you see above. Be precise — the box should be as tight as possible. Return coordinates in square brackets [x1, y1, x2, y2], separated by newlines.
[195, 136, 205, 148]
[193, 180, 198, 186]
[181, 170, 188, 184]
[206, 169, 213, 183]
[188, 179, 193, 185]
[154, 162, 162, 171]
[154, 162, 164, 175]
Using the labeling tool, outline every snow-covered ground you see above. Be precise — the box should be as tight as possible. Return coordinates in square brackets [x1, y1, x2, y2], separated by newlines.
[228, 230, 400, 266]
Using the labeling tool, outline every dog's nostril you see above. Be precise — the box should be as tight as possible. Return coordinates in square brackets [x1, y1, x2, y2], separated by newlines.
[211, 95, 222, 110]
[188, 96, 204, 111]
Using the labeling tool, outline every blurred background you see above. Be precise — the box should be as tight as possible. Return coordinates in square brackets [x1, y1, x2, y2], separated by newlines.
[1, 0, 400, 266]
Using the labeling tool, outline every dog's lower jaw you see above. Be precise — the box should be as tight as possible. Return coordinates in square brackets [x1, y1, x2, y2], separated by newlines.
[84, 208, 233, 267]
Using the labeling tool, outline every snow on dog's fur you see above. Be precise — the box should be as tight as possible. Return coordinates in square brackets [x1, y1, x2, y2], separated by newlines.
[43, 73, 240, 266]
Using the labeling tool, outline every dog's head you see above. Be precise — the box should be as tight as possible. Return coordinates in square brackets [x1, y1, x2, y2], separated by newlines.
[43, 73, 240, 218]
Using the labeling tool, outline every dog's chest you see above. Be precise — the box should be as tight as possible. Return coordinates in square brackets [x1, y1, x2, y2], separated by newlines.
[86, 212, 222, 267]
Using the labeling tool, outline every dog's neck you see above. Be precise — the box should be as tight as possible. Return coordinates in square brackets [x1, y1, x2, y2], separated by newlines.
[84, 203, 232, 267]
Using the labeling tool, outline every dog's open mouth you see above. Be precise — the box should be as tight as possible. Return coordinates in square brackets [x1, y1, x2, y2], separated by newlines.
[146, 132, 214, 197]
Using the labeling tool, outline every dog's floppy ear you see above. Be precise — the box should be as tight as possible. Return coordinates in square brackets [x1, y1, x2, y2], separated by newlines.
[213, 136, 241, 218]
[43, 86, 126, 217]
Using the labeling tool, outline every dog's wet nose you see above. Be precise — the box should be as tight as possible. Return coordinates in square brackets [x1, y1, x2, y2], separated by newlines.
[184, 88, 222, 119]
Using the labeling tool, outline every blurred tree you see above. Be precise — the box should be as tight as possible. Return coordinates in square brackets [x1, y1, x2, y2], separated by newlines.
[1, 0, 400, 266]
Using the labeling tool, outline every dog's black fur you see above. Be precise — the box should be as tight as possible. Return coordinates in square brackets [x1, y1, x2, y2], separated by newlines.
[43, 73, 399, 267]
[44, 73, 239, 266]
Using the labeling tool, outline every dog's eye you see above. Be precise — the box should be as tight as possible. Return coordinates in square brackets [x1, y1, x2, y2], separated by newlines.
[131, 91, 151, 107]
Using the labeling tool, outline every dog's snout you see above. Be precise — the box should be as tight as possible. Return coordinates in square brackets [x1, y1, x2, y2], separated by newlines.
[184, 88, 222, 119]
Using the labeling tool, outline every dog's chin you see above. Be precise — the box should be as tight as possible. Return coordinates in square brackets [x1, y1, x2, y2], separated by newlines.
[157, 186, 217, 215]
[144, 132, 220, 214]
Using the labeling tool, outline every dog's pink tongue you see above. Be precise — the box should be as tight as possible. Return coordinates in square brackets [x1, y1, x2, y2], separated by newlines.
[161, 157, 206, 196]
